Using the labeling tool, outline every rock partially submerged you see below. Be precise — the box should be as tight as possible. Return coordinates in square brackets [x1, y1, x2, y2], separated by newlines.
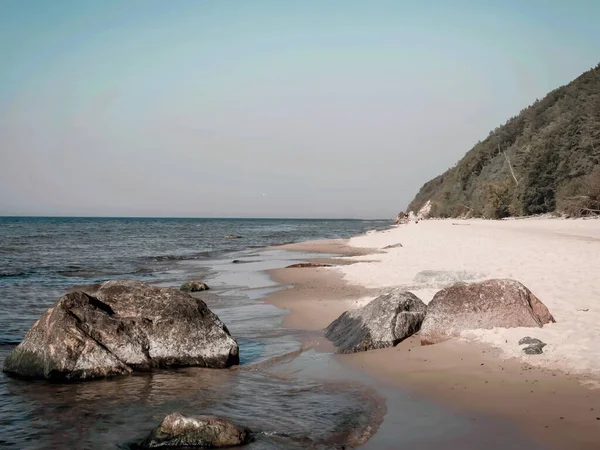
[224, 235, 242, 239]
[325, 290, 427, 353]
[180, 281, 210, 292]
[2, 280, 239, 381]
[140, 413, 251, 449]
[420, 279, 555, 345]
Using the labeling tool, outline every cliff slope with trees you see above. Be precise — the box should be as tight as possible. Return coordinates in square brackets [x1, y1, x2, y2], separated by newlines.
[407, 63, 600, 218]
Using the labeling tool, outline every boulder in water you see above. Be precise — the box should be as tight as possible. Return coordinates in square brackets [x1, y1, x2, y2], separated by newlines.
[224, 235, 242, 239]
[420, 279, 555, 345]
[180, 281, 209, 292]
[2, 280, 239, 381]
[325, 290, 427, 353]
[140, 413, 252, 449]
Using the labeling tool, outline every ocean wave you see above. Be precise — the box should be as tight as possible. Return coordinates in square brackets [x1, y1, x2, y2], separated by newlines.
[132, 267, 155, 274]
[144, 252, 211, 262]
[57, 269, 123, 278]
[0, 270, 32, 279]
[0, 337, 21, 346]
[143, 248, 240, 262]
[0, 246, 24, 254]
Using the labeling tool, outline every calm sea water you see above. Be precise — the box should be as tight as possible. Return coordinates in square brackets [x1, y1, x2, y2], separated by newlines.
[0, 217, 390, 449]
[0, 217, 387, 345]
[0, 217, 548, 449]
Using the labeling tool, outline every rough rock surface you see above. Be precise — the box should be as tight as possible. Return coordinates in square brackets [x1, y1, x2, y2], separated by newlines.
[2, 280, 239, 381]
[140, 413, 251, 449]
[325, 290, 427, 353]
[420, 279, 555, 345]
[180, 281, 210, 292]
[285, 263, 331, 268]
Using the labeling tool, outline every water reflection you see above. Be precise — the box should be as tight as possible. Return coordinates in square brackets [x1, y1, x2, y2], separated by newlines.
[2, 362, 383, 449]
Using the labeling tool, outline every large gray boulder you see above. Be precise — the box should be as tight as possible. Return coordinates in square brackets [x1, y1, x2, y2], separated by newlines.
[2, 280, 239, 381]
[325, 290, 427, 353]
[420, 279, 555, 345]
[141, 413, 252, 448]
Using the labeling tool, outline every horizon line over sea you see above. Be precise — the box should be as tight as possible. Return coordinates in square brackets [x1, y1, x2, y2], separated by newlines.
[0, 215, 391, 221]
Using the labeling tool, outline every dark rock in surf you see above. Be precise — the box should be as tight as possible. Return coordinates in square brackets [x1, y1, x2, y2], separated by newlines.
[420, 279, 555, 345]
[2, 280, 238, 381]
[325, 290, 427, 353]
[140, 413, 252, 449]
[180, 281, 209, 292]
[224, 235, 242, 239]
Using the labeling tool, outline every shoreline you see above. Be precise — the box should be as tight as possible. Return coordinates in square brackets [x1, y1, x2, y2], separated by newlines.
[265, 225, 600, 450]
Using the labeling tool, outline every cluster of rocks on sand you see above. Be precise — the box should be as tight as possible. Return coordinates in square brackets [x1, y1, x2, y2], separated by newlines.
[326, 279, 555, 354]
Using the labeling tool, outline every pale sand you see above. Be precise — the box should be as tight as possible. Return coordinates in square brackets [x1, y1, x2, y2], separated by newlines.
[266, 224, 600, 449]
[268, 263, 376, 330]
[340, 218, 600, 378]
[275, 238, 376, 257]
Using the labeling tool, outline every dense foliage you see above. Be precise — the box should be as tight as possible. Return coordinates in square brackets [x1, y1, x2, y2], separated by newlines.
[407, 63, 600, 218]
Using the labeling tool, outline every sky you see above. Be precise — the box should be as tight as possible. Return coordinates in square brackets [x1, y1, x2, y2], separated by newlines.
[1, 1, 599, 219]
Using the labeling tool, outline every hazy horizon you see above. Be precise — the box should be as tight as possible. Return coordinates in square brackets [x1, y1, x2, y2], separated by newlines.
[1, 1, 599, 219]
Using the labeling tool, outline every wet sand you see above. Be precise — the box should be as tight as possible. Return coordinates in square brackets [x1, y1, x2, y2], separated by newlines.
[266, 238, 600, 450]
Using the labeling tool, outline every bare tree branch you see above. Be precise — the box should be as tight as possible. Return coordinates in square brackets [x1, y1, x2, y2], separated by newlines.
[500, 144, 519, 186]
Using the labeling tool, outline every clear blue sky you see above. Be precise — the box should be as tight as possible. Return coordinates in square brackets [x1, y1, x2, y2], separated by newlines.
[1, 0, 599, 218]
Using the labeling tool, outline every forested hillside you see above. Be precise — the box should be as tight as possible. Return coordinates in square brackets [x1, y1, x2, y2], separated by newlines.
[407, 63, 600, 218]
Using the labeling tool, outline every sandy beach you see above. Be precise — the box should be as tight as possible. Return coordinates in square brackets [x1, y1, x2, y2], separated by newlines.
[267, 218, 600, 450]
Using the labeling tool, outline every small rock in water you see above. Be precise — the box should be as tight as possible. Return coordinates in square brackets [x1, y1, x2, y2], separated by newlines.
[180, 281, 209, 292]
[518, 336, 545, 346]
[523, 343, 546, 355]
[140, 413, 252, 448]
[224, 235, 242, 239]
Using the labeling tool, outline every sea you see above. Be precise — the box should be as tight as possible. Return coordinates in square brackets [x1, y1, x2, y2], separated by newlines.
[0, 217, 548, 449]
